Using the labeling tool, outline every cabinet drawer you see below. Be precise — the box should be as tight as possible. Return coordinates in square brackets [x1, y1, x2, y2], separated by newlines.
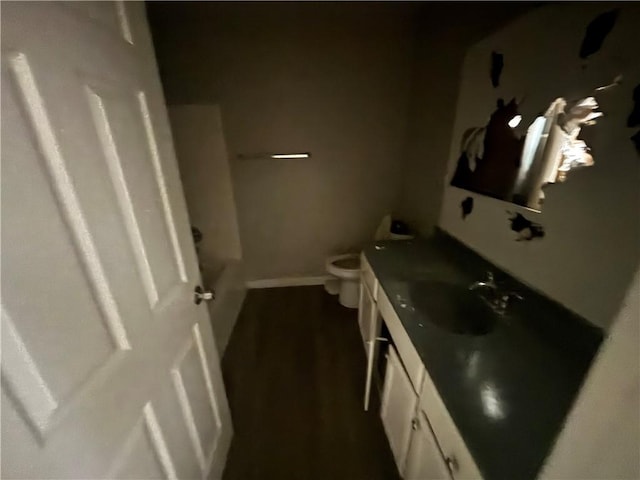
[361, 254, 378, 301]
[377, 285, 425, 395]
[419, 371, 483, 480]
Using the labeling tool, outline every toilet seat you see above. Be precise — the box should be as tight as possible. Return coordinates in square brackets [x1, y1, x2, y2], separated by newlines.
[326, 253, 360, 280]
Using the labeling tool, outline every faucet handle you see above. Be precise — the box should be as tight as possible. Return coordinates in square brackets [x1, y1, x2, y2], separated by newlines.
[502, 291, 523, 301]
[497, 290, 523, 313]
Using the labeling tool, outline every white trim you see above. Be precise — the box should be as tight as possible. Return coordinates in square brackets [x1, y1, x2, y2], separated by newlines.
[246, 275, 331, 289]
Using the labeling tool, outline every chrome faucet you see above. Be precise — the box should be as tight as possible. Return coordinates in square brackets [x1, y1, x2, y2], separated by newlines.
[496, 291, 523, 314]
[469, 271, 497, 292]
[469, 271, 523, 315]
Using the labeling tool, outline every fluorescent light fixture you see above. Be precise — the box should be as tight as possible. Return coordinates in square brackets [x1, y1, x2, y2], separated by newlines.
[270, 153, 310, 159]
[508, 115, 522, 128]
[237, 152, 312, 160]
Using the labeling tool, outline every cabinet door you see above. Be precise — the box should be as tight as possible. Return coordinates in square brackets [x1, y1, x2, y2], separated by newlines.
[381, 345, 418, 475]
[419, 371, 483, 479]
[363, 329, 384, 411]
[405, 411, 453, 480]
[362, 281, 382, 410]
[358, 280, 376, 348]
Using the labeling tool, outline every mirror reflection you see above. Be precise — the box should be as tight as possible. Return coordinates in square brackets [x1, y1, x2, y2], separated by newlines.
[450, 95, 602, 211]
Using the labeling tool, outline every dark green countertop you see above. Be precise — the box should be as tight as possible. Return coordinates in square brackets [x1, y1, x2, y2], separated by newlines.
[364, 232, 603, 480]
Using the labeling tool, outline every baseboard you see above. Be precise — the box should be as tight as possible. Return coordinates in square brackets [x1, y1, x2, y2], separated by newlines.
[246, 275, 331, 289]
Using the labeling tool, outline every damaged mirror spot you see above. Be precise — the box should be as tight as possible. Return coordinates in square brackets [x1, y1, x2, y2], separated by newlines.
[631, 131, 640, 156]
[508, 212, 545, 241]
[490, 51, 504, 88]
[579, 9, 619, 59]
[451, 86, 608, 211]
[461, 197, 474, 219]
[450, 98, 522, 203]
[629, 84, 640, 155]
[627, 83, 640, 128]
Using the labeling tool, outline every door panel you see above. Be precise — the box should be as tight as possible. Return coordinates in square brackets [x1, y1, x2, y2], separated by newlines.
[171, 324, 223, 476]
[60, 1, 134, 44]
[107, 406, 172, 480]
[1, 55, 129, 425]
[85, 84, 185, 304]
[1, 2, 232, 479]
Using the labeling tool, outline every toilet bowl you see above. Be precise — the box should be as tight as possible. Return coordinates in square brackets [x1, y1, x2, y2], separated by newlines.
[325, 253, 361, 308]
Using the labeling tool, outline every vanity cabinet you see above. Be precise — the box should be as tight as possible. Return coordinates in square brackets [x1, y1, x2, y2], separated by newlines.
[361, 253, 483, 480]
[381, 345, 418, 475]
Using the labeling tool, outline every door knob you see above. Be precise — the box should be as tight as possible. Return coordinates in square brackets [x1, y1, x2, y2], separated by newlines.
[445, 455, 458, 473]
[194, 285, 215, 305]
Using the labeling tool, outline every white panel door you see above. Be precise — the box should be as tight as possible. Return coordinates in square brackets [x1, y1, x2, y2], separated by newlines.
[1, 2, 232, 479]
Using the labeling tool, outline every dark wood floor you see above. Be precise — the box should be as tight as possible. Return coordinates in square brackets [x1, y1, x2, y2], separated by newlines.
[221, 286, 399, 480]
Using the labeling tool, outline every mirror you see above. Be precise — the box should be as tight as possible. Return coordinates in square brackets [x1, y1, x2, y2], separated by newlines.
[450, 96, 602, 212]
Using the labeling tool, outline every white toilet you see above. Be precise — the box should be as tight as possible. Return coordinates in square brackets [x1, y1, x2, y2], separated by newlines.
[325, 253, 361, 308]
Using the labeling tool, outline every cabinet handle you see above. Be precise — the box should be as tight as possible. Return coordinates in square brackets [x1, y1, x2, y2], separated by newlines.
[411, 418, 419, 431]
[445, 455, 458, 473]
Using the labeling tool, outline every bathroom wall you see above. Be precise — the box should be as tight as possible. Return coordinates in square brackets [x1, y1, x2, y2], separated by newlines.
[541, 268, 639, 478]
[397, 4, 534, 237]
[168, 105, 246, 355]
[168, 105, 242, 282]
[438, 4, 640, 329]
[147, 2, 416, 281]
